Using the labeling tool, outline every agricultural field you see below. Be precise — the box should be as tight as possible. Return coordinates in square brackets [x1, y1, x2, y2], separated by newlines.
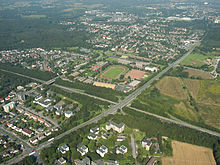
[162, 140, 216, 165]
[101, 65, 128, 80]
[136, 76, 220, 129]
[156, 76, 187, 100]
[156, 77, 220, 129]
[184, 69, 213, 79]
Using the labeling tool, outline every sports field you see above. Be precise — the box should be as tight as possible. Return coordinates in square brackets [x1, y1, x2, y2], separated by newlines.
[101, 65, 128, 80]
[162, 140, 216, 165]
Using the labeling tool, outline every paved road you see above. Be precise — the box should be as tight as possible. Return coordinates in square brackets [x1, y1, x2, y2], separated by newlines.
[4, 42, 220, 165]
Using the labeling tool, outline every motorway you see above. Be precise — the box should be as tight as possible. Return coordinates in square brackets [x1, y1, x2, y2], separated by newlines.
[3, 42, 220, 165]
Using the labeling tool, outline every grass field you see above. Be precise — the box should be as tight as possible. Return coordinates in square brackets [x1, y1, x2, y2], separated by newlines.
[184, 69, 213, 79]
[162, 140, 216, 165]
[101, 65, 128, 80]
[154, 76, 220, 129]
[156, 76, 187, 100]
[183, 79, 201, 99]
[180, 52, 216, 67]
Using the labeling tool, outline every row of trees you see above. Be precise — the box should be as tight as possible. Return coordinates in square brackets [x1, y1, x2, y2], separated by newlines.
[120, 107, 220, 148]
[55, 78, 126, 102]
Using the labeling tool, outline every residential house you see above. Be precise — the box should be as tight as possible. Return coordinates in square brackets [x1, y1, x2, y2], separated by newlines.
[116, 145, 127, 154]
[142, 137, 152, 151]
[22, 128, 34, 137]
[57, 157, 67, 164]
[64, 111, 73, 118]
[58, 144, 70, 154]
[90, 127, 99, 134]
[96, 145, 108, 157]
[87, 133, 97, 140]
[77, 145, 89, 156]
[30, 137, 38, 144]
[75, 157, 91, 165]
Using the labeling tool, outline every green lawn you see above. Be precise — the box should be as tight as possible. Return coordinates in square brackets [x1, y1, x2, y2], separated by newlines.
[103, 67, 124, 79]
[180, 53, 209, 67]
[180, 51, 217, 67]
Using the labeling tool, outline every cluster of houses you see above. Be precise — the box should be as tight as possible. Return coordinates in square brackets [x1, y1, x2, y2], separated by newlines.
[23, 111, 51, 128]
[30, 127, 58, 145]
[6, 122, 34, 137]
[0, 135, 23, 160]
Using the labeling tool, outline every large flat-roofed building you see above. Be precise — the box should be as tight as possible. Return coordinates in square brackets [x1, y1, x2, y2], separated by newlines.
[106, 121, 125, 133]
[3, 101, 15, 113]
[93, 82, 116, 90]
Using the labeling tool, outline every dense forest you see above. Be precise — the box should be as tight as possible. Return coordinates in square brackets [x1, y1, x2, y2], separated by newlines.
[55, 79, 125, 102]
[0, 63, 56, 81]
[0, 71, 31, 98]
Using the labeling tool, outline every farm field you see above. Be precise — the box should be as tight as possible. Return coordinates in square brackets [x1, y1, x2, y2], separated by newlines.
[153, 76, 220, 129]
[162, 140, 216, 165]
[184, 69, 213, 79]
[101, 65, 128, 80]
[155, 76, 187, 100]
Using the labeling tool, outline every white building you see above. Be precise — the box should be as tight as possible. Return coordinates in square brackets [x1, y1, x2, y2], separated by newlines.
[145, 66, 158, 72]
[87, 133, 97, 140]
[64, 111, 73, 118]
[58, 157, 67, 164]
[142, 137, 152, 151]
[96, 145, 108, 157]
[116, 145, 128, 154]
[106, 121, 125, 133]
[58, 144, 70, 154]
[77, 145, 89, 156]
[3, 102, 15, 113]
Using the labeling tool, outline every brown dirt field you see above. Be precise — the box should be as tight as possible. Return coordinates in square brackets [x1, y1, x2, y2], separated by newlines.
[183, 79, 201, 99]
[162, 141, 216, 165]
[125, 69, 149, 80]
[156, 76, 187, 100]
[184, 69, 213, 79]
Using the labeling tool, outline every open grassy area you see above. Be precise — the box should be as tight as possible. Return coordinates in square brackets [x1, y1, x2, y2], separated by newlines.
[156, 76, 187, 100]
[180, 51, 217, 67]
[162, 140, 216, 165]
[135, 76, 220, 130]
[102, 65, 128, 80]
[184, 69, 213, 79]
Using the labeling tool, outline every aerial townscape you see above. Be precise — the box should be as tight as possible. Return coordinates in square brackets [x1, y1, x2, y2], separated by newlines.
[0, 0, 220, 165]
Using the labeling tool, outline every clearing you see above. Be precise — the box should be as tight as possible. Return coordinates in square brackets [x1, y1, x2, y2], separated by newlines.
[180, 52, 217, 67]
[184, 69, 213, 79]
[162, 140, 216, 165]
[155, 76, 187, 100]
